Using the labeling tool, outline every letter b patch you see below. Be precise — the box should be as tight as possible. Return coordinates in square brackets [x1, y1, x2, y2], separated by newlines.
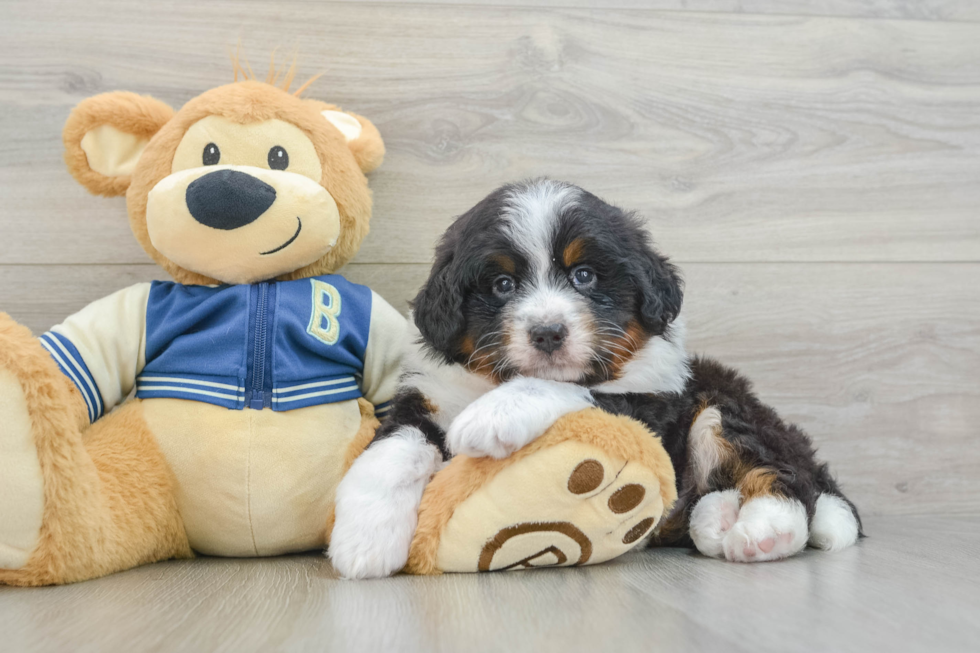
[308, 280, 342, 345]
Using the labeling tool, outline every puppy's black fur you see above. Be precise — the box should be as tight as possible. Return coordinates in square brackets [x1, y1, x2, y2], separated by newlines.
[381, 179, 861, 549]
[592, 358, 863, 544]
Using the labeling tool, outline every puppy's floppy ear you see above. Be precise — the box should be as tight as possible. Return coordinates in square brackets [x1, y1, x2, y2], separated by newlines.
[63, 91, 174, 197]
[631, 242, 684, 335]
[412, 240, 466, 361]
[306, 101, 385, 174]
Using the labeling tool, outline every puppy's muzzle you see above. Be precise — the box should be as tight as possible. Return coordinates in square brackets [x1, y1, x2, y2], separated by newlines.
[186, 169, 276, 230]
[529, 323, 568, 354]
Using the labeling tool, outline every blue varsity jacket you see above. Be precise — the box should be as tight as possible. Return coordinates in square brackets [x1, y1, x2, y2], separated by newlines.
[39, 275, 405, 423]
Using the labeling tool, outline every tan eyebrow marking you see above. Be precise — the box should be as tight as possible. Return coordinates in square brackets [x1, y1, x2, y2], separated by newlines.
[563, 238, 586, 267]
[492, 255, 516, 274]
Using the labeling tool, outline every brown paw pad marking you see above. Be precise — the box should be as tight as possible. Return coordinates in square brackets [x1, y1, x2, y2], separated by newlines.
[567, 460, 658, 545]
[623, 517, 656, 544]
[567, 459, 604, 494]
[608, 484, 645, 514]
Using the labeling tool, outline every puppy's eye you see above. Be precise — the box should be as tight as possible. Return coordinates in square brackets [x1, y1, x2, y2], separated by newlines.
[492, 274, 516, 298]
[202, 143, 220, 166]
[571, 266, 596, 289]
[268, 146, 289, 170]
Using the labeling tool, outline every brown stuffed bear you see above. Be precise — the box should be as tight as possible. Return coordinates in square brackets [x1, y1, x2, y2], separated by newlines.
[0, 74, 403, 586]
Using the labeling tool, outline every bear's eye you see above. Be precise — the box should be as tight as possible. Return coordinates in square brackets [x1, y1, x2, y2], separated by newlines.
[268, 146, 289, 171]
[202, 143, 220, 166]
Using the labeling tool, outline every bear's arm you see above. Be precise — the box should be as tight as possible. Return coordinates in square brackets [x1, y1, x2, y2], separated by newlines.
[39, 283, 151, 423]
[359, 290, 408, 419]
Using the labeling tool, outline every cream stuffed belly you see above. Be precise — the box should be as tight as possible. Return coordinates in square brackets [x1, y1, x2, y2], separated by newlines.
[141, 397, 364, 557]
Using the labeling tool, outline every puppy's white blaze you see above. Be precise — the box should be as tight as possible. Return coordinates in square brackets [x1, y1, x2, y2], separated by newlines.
[400, 317, 496, 431]
[505, 284, 592, 381]
[445, 377, 594, 459]
[723, 496, 808, 563]
[510, 283, 583, 327]
[593, 317, 691, 395]
[329, 427, 441, 579]
[689, 489, 741, 559]
[688, 406, 725, 493]
[501, 179, 580, 278]
[809, 493, 859, 552]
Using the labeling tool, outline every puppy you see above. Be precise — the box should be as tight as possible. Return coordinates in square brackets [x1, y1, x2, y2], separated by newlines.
[330, 179, 862, 579]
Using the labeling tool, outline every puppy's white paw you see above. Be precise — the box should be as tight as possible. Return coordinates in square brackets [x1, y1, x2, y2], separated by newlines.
[689, 489, 741, 559]
[444, 398, 516, 459]
[445, 377, 593, 459]
[329, 428, 440, 579]
[809, 493, 859, 552]
[722, 496, 808, 563]
[330, 514, 415, 580]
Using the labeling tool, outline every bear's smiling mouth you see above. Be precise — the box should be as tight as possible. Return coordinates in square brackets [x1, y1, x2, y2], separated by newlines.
[259, 217, 302, 255]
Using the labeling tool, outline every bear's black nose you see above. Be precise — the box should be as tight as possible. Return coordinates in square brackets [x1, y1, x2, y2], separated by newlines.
[185, 169, 276, 230]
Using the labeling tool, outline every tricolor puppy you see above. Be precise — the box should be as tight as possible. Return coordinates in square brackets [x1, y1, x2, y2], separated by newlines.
[330, 179, 862, 579]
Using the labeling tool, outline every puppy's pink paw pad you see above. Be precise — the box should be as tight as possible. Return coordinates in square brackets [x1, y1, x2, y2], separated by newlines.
[689, 490, 742, 559]
[719, 505, 738, 532]
[721, 496, 809, 563]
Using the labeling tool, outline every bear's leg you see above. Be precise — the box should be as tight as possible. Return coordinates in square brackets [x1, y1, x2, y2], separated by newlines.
[0, 314, 191, 586]
[405, 408, 678, 574]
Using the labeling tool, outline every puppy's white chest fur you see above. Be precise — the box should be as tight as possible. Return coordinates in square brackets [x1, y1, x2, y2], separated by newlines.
[400, 320, 496, 431]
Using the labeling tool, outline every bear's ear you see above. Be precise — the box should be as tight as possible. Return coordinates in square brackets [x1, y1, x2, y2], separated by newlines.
[317, 105, 385, 174]
[63, 91, 174, 197]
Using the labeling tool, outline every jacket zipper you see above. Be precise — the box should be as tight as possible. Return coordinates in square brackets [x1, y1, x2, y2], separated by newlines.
[248, 281, 275, 410]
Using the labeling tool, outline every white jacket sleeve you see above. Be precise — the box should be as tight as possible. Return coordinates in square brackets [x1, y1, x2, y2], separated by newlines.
[39, 283, 151, 422]
[359, 290, 408, 418]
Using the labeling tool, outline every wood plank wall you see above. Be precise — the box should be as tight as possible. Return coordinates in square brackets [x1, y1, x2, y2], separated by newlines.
[1, 0, 978, 517]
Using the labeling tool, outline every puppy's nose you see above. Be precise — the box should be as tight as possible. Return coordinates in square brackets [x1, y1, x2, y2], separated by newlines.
[186, 169, 276, 230]
[529, 323, 568, 354]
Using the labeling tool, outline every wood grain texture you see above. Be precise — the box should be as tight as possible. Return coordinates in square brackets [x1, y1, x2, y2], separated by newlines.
[1, 1, 980, 264]
[360, 1, 980, 23]
[1, 515, 978, 653]
[2, 261, 976, 517]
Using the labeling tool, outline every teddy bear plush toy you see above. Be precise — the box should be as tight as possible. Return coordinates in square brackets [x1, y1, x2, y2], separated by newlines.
[0, 73, 405, 586]
[0, 71, 678, 585]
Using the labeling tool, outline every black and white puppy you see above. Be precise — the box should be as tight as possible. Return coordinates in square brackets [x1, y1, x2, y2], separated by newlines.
[329, 179, 862, 579]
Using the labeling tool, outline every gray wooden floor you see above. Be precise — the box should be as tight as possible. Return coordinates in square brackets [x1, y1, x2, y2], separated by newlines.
[2, 0, 980, 651]
[1, 515, 977, 653]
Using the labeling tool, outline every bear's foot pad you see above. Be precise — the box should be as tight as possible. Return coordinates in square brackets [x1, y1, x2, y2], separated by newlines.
[467, 443, 663, 572]
[409, 422, 672, 574]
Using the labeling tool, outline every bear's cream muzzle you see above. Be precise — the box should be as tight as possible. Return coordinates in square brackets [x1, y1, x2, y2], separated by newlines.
[146, 165, 340, 284]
